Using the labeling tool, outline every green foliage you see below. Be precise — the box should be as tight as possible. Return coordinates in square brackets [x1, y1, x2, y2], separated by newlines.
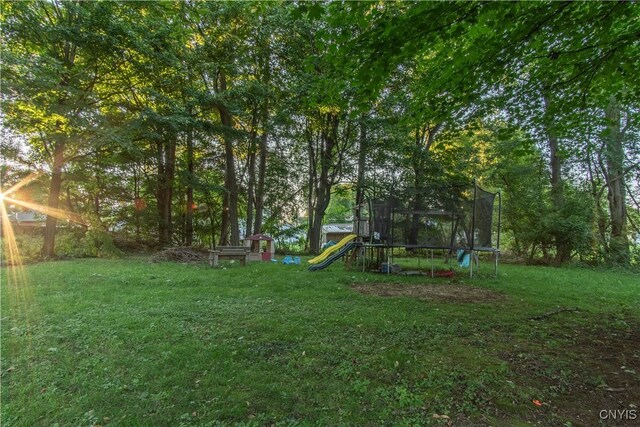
[2, 228, 122, 264]
[631, 244, 640, 268]
[324, 185, 354, 223]
[267, 222, 307, 255]
[5, 234, 42, 264]
[1, 1, 638, 264]
[498, 173, 596, 263]
[544, 186, 596, 262]
[55, 228, 122, 259]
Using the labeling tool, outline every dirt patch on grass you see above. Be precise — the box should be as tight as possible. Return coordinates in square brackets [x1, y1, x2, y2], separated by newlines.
[502, 320, 640, 426]
[351, 283, 506, 304]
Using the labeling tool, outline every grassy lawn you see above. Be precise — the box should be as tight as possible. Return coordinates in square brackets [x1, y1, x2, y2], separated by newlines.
[1, 257, 639, 426]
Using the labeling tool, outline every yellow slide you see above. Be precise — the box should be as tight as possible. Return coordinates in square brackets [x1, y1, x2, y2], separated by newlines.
[308, 234, 357, 264]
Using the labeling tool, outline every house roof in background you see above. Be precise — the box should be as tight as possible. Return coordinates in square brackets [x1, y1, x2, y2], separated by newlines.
[8, 210, 45, 223]
[322, 223, 352, 234]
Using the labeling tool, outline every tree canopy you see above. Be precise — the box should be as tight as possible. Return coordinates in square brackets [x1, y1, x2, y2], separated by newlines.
[1, 0, 638, 265]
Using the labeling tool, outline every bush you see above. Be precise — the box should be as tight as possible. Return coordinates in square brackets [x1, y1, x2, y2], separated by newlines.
[4, 233, 43, 264]
[2, 227, 122, 264]
[56, 227, 123, 258]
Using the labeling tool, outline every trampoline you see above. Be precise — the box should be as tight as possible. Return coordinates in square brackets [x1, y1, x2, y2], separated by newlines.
[354, 182, 501, 277]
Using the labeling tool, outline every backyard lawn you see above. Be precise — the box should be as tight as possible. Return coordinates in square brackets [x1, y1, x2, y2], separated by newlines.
[1, 258, 639, 426]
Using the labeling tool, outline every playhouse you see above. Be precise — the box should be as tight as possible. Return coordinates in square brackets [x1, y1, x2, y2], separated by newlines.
[244, 234, 275, 261]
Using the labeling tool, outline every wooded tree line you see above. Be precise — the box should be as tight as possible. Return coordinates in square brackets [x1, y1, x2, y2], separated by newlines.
[1, 1, 638, 265]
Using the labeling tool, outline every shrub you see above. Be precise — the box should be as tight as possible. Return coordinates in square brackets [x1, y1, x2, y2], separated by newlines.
[2, 227, 122, 264]
[56, 227, 123, 258]
[4, 233, 43, 264]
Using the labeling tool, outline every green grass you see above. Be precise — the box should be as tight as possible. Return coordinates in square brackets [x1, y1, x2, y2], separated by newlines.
[1, 258, 639, 426]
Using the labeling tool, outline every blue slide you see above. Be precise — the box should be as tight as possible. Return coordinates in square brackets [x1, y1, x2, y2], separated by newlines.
[308, 242, 361, 271]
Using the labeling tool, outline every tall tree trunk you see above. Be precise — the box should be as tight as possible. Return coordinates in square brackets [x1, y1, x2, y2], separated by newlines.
[246, 111, 258, 238]
[156, 139, 176, 246]
[603, 97, 629, 264]
[409, 123, 441, 246]
[221, 131, 239, 246]
[206, 196, 218, 249]
[543, 94, 570, 264]
[309, 113, 339, 254]
[355, 114, 367, 206]
[586, 144, 607, 257]
[164, 139, 176, 245]
[253, 41, 271, 236]
[133, 165, 141, 242]
[305, 127, 317, 253]
[309, 176, 331, 254]
[355, 114, 367, 238]
[220, 192, 229, 246]
[218, 70, 240, 246]
[156, 141, 167, 245]
[185, 130, 194, 246]
[93, 168, 101, 218]
[40, 22, 82, 258]
[409, 126, 425, 245]
[253, 125, 268, 234]
[42, 139, 65, 258]
[246, 152, 255, 238]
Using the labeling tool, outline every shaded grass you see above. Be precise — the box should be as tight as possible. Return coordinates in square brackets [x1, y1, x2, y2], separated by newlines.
[1, 258, 639, 426]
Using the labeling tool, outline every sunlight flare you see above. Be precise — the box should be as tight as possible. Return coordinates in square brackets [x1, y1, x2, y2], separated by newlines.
[0, 172, 43, 198]
[3, 196, 88, 226]
[1, 198, 33, 313]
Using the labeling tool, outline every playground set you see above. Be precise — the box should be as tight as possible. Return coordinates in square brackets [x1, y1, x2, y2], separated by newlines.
[307, 182, 501, 277]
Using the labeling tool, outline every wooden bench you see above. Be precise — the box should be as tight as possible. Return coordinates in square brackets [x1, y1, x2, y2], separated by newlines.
[209, 246, 250, 267]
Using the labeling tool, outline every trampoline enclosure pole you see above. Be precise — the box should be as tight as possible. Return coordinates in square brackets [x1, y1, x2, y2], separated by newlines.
[497, 191, 502, 251]
[471, 182, 477, 250]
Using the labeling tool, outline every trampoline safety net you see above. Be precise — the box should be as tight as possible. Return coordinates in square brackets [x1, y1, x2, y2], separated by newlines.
[360, 183, 500, 252]
[467, 186, 496, 250]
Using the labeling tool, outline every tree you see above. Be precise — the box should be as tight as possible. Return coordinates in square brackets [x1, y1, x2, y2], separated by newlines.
[602, 97, 630, 264]
[1, 0, 131, 256]
[3, 1, 637, 266]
